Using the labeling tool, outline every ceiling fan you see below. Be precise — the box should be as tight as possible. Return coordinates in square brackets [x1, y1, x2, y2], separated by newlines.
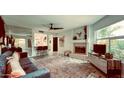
[49, 23, 64, 30]
[39, 23, 64, 33]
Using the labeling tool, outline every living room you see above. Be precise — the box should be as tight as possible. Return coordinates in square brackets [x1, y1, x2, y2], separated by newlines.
[1, 0, 124, 93]
[0, 15, 124, 78]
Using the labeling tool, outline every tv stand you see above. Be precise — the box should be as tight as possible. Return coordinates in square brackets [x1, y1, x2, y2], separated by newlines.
[88, 53, 121, 78]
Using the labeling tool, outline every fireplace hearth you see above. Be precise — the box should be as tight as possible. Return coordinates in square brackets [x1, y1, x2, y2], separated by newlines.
[75, 46, 86, 54]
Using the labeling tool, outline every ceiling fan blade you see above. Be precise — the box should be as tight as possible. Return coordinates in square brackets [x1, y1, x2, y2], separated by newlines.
[52, 27, 64, 30]
[46, 23, 64, 30]
[39, 30, 44, 33]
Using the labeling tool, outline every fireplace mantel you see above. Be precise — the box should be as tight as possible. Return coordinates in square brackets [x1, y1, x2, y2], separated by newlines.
[73, 39, 86, 43]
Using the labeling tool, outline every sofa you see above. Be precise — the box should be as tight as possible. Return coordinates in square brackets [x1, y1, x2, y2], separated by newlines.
[0, 51, 50, 78]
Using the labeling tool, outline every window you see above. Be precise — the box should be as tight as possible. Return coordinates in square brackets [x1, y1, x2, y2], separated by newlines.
[96, 20, 124, 62]
[97, 20, 124, 39]
[110, 39, 124, 61]
[15, 38, 26, 49]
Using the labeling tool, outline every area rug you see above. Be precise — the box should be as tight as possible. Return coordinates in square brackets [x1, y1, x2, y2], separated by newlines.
[31, 55, 105, 78]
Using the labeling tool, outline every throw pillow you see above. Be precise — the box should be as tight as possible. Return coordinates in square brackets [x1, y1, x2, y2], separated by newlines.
[9, 72, 24, 78]
[7, 52, 26, 78]
[6, 57, 13, 75]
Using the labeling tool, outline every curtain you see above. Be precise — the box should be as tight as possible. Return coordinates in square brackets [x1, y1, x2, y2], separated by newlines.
[0, 16, 5, 38]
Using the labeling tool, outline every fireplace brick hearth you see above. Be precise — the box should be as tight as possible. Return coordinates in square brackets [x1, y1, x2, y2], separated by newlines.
[69, 43, 87, 60]
[73, 43, 86, 54]
[75, 46, 86, 54]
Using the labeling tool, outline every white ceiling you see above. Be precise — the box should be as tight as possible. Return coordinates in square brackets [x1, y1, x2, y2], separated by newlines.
[2, 15, 105, 33]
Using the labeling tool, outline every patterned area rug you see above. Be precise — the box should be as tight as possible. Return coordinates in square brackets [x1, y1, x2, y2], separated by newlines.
[31, 55, 105, 78]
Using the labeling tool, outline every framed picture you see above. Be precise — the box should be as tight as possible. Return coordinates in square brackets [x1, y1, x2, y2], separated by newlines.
[59, 36, 64, 47]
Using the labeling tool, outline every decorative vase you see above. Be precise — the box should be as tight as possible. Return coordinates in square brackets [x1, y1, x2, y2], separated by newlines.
[73, 36, 77, 40]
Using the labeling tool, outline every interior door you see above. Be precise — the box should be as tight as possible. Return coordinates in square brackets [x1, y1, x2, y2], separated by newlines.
[53, 37, 58, 52]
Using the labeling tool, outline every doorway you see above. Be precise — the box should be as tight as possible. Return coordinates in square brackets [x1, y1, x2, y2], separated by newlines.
[53, 37, 58, 52]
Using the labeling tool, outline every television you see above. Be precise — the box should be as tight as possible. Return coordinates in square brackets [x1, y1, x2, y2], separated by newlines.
[93, 44, 106, 55]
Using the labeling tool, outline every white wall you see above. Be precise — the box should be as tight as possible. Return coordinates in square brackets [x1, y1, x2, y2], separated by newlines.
[58, 30, 73, 54]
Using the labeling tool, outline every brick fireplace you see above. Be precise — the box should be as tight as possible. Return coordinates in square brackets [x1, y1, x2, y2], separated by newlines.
[74, 43, 86, 54]
[75, 46, 86, 54]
